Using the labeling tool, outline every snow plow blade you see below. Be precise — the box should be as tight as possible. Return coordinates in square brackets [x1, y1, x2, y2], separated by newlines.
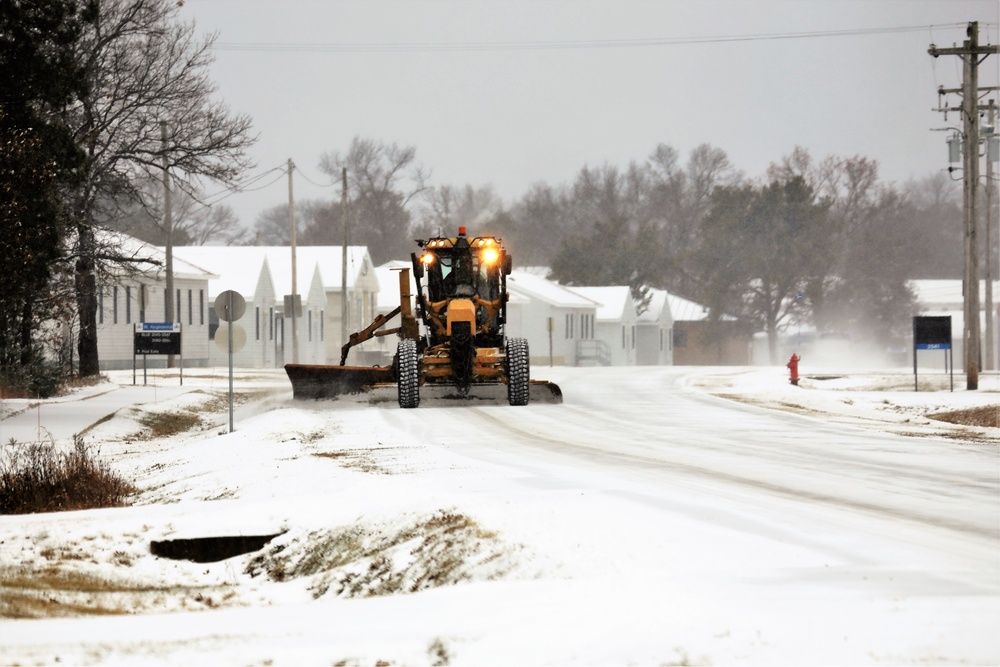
[285, 364, 394, 400]
[286, 363, 562, 404]
[530, 380, 563, 403]
[366, 379, 563, 405]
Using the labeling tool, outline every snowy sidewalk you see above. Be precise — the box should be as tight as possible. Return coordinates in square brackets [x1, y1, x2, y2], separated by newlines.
[0, 381, 198, 445]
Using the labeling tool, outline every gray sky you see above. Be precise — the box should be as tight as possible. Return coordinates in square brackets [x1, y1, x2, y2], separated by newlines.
[178, 0, 1000, 228]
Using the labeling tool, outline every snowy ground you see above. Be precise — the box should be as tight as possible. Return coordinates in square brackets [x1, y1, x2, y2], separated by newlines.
[0, 365, 997, 666]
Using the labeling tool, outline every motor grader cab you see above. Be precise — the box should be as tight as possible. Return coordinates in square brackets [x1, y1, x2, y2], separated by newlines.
[284, 227, 561, 407]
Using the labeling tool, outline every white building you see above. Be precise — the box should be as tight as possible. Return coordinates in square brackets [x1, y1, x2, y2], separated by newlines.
[635, 289, 674, 366]
[911, 279, 1000, 371]
[568, 286, 638, 366]
[173, 246, 380, 368]
[506, 272, 600, 366]
[96, 233, 215, 371]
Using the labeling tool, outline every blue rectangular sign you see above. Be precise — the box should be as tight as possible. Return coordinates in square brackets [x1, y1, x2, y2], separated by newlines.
[916, 343, 951, 350]
[137, 322, 180, 332]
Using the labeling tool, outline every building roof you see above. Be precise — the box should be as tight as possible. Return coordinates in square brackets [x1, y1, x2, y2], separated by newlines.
[637, 289, 672, 324]
[173, 246, 372, 299]
[911, 279, 1000, 312]
[171, 246, 269, 297]
[569, 286, 634, 321]
[667, 294, 711, 322]
[98, 231, 216, 282]
[507, 272, 598, 309]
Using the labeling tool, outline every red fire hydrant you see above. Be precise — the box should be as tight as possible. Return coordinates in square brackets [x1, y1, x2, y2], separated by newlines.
[786, 353, 800, 386]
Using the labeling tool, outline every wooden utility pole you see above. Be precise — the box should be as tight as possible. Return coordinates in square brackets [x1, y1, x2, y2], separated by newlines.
[929, 21, 999, 390]
[986, 100, 997, 371]
[161, 121, 175, 368]
[288, 158, 298, 364]
[341, 168, 349, 349]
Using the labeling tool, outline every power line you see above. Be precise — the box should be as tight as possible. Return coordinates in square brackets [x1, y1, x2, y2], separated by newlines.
[212, 23, 982, 54]
[201, 165, 286, 204]
[291, 164, 335, 188]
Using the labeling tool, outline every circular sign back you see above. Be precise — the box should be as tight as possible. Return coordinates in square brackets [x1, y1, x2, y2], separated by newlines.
[215, 323, 247, 353]
[215, 290, 246, 323]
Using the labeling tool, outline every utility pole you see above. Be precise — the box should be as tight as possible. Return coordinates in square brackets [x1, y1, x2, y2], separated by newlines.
[288, 158, 298, 364]
[161, 121, 175, 369]
[986, 100, 997, 371]
[341, 168, 349, 350]
[929, 21, 999, 390]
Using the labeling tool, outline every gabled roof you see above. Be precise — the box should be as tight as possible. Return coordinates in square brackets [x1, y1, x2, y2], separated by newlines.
[171, 246, 268, 296]
[668, 294, 711, 322]
[637, 289, 672, 324]
[569, 286, 634, 321]
[507, 272, 598, 309]
[97, 230, 216, 282]
[173, 246, 372, 298]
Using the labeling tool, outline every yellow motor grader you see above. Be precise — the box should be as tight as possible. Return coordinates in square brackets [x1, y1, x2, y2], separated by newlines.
[284, 227, 562, 407]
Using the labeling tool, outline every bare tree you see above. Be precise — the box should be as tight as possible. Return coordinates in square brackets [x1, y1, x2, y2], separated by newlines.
[316, 136, 427, 263]
[113, 177, 250, 246]
[65, 0, 255, 375]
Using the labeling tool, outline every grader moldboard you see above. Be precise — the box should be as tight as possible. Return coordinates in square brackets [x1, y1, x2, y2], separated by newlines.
[284, 227, 562, 407]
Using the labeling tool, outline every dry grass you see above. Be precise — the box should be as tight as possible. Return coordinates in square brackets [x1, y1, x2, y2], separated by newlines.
[0, 436, 137, 514]
[246, 510, 515, 599]
[928, 405, 1000, 428]
[137, 411, 201, 438]
[0, 567, 236, 618]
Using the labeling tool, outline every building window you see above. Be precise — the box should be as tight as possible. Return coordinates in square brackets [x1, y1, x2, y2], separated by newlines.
[139, 284, 146, 323]
[188, 289, 193, 325]
[308, 309, 313, 342]
[269, 307, 274, 340]
[176, 289, 181, 323]
[113, 286, 119, 324]
[659, 328, 664, 351]
[255, 306, 260, 340]
[621, 325, 626, 349]
[164, 288, 168, 320]
[98, 286, 104, 324]
[199, 290, 204, 325]
[125, 286, 131, 324]
[320, 310, 324, 341]
[674, 329, 687, 348]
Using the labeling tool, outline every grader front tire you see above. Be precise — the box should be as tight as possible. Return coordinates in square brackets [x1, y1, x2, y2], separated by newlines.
[398, 339, 420, 408]
[506, 337, 530, 406]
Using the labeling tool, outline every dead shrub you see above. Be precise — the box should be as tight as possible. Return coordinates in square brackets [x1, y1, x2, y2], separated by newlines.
[0, 436, 137, 514]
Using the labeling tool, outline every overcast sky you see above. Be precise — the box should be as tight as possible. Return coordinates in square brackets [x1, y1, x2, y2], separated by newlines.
[178, 0, 1000, 229]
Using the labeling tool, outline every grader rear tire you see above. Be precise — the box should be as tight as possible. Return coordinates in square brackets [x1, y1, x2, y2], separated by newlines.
[506, 337, 530, 406]
[398, 339, 420, 408]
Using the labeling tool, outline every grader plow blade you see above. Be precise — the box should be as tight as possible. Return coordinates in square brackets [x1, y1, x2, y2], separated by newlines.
[284, 364, 394, 400]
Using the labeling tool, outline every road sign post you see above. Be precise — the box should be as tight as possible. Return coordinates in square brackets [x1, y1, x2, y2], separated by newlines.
[215, 290, 246, 433]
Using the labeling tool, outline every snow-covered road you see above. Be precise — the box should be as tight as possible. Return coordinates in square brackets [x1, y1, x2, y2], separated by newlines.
[1, 366, 997, 665]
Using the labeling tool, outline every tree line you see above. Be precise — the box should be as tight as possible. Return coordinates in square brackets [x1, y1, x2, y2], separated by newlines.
[253, 138, 985, 362]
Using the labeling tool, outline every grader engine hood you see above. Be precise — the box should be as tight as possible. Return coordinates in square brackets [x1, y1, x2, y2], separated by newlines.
[446, 299, 476, 336]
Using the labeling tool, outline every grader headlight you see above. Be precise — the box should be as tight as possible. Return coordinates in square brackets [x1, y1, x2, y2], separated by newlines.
[481, 247, 500, 266]
[420, 252, 436, 266]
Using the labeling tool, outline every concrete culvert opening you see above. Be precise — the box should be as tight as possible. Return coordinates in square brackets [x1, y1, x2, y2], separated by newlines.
[151, 533, 284, 563]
